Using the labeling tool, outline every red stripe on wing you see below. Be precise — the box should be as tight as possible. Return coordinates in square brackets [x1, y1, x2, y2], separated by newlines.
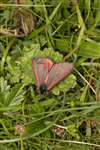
[45, 62, 74, 90]
[32, 58, 53, 89]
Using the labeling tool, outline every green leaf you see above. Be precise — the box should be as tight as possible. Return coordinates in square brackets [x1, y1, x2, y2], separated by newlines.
[42, 48, 63, 62]
[78, 41, 100, 58]
[49, 2, 61, 21]
[0, 77, 10, 106]
[8, 83, 25, 106]
[52, 74, 76, 95]
[0, 77, 25, 107]
[80, 86, 88, 103]
[54, 38, 70, 52]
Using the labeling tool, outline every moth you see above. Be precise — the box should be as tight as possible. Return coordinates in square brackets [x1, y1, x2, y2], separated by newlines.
[32, 58, 74, 94]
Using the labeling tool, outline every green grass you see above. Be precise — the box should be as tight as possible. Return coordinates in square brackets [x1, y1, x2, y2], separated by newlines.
[0, 0, 100, 149]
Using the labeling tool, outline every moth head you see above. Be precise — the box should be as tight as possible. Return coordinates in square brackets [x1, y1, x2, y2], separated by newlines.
[39, 83, 48, 94]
